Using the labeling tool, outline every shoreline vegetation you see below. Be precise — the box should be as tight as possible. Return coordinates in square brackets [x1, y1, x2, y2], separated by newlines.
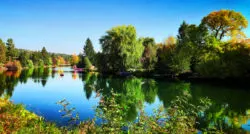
[1, 9, 250, 80]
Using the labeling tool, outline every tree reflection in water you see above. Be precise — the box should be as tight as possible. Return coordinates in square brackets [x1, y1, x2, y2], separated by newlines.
[0, 68, 51, 96]
[82, 73, 250, 133]
[0, 70, 249, 132]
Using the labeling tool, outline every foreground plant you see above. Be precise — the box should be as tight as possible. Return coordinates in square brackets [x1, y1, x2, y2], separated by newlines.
[0, 97, 61, 134]
[0, 89, 246, 134]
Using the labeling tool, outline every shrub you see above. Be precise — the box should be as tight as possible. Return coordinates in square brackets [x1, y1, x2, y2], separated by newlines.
[0, 97, 61, 133]
[4, 60, 22, 71]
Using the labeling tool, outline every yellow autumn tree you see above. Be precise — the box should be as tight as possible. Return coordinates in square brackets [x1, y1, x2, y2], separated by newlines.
[202, 9, 248, 40]
[165, 36, 176, 46]
[70, 54, 79, 65]
[57, 56, 65, 65]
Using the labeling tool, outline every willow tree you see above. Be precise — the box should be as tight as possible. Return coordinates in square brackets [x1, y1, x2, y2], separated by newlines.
[99, 25, 144, 72]
[202, 10, 248, 40]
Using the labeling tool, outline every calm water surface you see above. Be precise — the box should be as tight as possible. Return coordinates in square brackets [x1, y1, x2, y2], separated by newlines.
[0, 67, 250, 131]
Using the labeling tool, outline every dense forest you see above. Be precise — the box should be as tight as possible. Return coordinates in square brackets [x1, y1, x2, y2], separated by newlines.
[1, 9, 250, 79]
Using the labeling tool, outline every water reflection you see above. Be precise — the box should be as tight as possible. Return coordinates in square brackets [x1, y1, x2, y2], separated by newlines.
[0, 68, 250, 132]
[0, 68, 51, 96]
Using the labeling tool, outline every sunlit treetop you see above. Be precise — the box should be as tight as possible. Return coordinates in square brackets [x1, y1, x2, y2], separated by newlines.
[202, 9, 248, 41]
[165, 36, 176, 46]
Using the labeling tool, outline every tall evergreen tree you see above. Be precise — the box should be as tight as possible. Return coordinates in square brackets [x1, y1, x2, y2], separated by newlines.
[41, 47, 50, 66]
[83, 38, 96, 65]
[6, 38, 17, 61]
[41, 47, 48, 57]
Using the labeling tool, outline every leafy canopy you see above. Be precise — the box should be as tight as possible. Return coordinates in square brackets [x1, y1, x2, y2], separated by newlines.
[100, 25, 144, 71]
[202, 9, 248, 40]
[141, 37, 157, 71]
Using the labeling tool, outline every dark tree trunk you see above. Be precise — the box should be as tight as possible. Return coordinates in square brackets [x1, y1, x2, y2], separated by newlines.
[219, 30, 225, 40]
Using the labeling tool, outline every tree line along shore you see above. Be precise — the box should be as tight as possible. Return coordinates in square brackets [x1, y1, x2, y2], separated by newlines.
[1, 9, 250, 79]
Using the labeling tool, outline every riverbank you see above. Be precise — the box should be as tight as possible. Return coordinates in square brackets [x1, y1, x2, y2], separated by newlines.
[0, 64, 71, 73]
[3, 64, 250, 86]
[96, 70, 250, 84]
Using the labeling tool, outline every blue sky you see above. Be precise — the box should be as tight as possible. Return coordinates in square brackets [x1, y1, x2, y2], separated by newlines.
[0, 0, 249, 54]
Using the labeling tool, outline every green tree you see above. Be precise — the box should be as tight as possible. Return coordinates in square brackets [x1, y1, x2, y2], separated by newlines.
[19, 51, 30, 67]
[95, 52, 109, 72]
[48, 57, 52, 66]
[177, 21, 212, 49]
[6, 38, 17, 61]
[156, 35, 191, 75]
[27, 60, 34, 68]
[195, 42, 250, 78]
[31, 51, 42, 66]
[99, 25, 144, 71]
[155, 36, 177, 73]
[0, 39, 6, 64]
[84, 38, 96, 65]
[41, 47, 50, 66]
[38, 59, 44, 68]
[202, 10, 248, 40]
[142, 37, 155, 47]
[176, 21, 220, 73]
[140, 37, 157, 71]
[83, 56, 92, 70]
[169, 47, 191, 75]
